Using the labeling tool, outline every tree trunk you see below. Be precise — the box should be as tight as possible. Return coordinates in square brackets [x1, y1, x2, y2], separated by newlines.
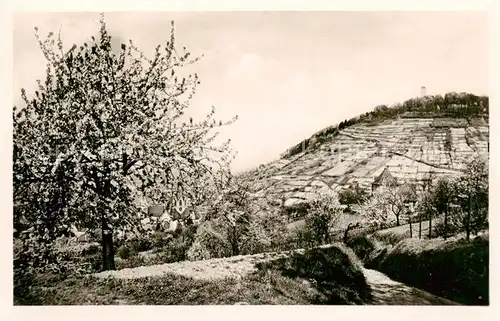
[474, 199, 480, 236]
[444, 205, 448, 240]
[409, 214, 413, 238]
[99, 161, 116, 271]
[396, 214, 400, 226]
[232, 241, 239, 256]
[466, 196, 471, 241]
[101, 227, 115, 271]
[428, 212, 432, 238]
[231, 227, 239, 256]
[419, 213, 422, 239]
[343, 223, 359, 243]
[343, 224, 352, 243]
[99, 191, 115, 271]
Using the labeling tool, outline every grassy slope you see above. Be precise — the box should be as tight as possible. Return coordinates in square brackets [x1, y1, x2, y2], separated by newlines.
[15, 245, 372, 305]
[347, 232, 489, 305]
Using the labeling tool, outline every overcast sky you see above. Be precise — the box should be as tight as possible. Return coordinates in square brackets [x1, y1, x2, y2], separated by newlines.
[13, 11, 488, 173]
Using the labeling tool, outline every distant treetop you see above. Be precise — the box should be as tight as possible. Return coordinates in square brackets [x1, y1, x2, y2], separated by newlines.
[281, 92, 488, 159]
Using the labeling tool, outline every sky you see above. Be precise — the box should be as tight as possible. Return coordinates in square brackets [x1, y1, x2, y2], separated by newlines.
[13, 11, 489, 173]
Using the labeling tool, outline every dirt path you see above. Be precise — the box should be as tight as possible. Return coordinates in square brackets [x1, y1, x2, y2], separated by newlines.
[362, 268, 457, 305]
[94, 250, 303, 281]
[94, 247, 458, 305]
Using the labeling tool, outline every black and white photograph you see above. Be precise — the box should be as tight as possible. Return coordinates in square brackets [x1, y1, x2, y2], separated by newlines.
[7, 1, 495, 316]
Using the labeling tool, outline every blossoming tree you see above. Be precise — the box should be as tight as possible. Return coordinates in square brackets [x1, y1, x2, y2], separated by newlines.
[13, 14, 237, 271]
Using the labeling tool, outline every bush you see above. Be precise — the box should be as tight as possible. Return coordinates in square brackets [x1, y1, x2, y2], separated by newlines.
[161, 224, 198, 262]
[372, 231, 410, 245]
[345, 235, 377, 262]
[114, 225, 198, 267]
[128, 236, 153, 253]
[14, 239, 104, 304]
[14, 268, 41, 305]
[187, 221, 233, 261]
[288, 225, 316, 250]
[338, 186, 368, 210]
[304, 193, 343, 246]
[116, 245, 137, 260]
[115, 254, 145, 270]
[255, 245, 372, 304]
[283, 202, 310, 220]
[433, 220, 460, 238]
[241, 211, 291, 255]
[151, 231, 174, 251]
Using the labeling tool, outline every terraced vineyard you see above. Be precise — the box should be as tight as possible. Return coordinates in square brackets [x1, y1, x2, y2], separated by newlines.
[242, 116, 489, 208]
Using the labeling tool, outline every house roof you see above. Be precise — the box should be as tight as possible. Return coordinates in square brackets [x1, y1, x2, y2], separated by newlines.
[373, 166, 397, 186]
[399, 182, 418, 201]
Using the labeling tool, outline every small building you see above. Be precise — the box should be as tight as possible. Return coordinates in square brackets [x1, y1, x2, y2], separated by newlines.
[372, 166, 397, 192]
[399, 181, 418, 201]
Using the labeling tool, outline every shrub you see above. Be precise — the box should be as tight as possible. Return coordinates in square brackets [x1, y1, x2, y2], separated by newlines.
[14, 239, 104, 304]
[116, 226, 199, 267]
[338, 186, 368, 208]
[433, 220, 460, 238]
[345, 235, 377, 262]
[255, 245, 372, 304]
[128, 236, 153, 253]
[116, 245, 137, 260]
[162, 224, 198, 262]
[289, 226, 316, 250]
[115, 254, 145, 270]
[284, 202, 310, 220]
[115, 232, 167, 260]
[187, 221, 230, 261]
[186, 239, 213, 261]
[372, 231, 410, 245]
[243, 210, 291, 254]
[304, 193, 343, 246]
[151, 231, 174, 251]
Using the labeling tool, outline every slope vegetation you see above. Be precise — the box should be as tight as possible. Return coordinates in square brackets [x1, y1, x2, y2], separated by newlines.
[347, 231, 489, 305]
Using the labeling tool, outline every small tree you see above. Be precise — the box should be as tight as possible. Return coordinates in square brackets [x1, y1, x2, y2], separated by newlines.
[416, 190, 437, 238]
[204, 182, 253, 256]
[452, 155, 489, 240]
[304, 192, 344, 245]
[383, 184, 415, 227]
[189, 183, 290, 259]
[429, 177, 458, 240]
[240, 202, 290, 253]
[338, 185, 368, 211]
[422, 170, 436, 237]
[14, 14, 237, 271]
[352, 186, 391, 228]
[464, 155, 489, 234]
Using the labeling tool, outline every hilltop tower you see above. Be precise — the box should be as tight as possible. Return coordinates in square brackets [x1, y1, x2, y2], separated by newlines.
[420, 86, 427, 97]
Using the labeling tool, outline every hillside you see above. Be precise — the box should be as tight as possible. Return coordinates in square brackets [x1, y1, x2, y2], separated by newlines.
[240, 93, 489, 209]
